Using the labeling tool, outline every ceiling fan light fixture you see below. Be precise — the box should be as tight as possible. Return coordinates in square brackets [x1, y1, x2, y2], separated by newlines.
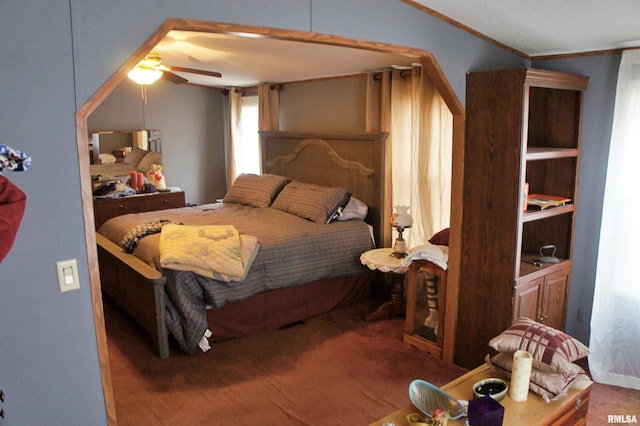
[128, 53, 164, 85]
[127, 66, 163, 85]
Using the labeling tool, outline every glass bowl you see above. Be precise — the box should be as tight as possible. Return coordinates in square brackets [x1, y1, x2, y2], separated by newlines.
[408, 379, 466, 419]
[472, 377, 508, 402]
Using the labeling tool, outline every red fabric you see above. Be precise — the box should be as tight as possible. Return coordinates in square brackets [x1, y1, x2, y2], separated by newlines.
[207, 273, 373, 340]
[429, 227, 450, 246]
[0, 175, 26, 263]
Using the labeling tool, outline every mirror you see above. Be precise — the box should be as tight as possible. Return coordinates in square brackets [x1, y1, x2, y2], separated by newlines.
[89, 129, 161, 165]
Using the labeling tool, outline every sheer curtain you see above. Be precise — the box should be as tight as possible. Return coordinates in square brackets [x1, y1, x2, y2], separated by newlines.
[388, 66, 452, 246]
[226, 88, 243, 191]
[589, 49, 640, 390]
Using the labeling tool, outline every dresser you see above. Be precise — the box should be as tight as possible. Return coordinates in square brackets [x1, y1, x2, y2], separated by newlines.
[93, 191, 185, 229]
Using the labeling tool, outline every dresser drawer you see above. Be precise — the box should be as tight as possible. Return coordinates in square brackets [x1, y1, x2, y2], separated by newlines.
[143, 191, 185, 211]
[93, 191, 185, 229]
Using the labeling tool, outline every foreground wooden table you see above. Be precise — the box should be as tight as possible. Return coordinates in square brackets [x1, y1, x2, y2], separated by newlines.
[371, 363, 592, 425]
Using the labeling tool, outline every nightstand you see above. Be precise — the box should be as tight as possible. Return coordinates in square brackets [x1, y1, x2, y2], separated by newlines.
[360, 248, 409, 321]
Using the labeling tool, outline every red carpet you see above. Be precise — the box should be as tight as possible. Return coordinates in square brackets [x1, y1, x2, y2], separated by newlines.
[105, 296, 467, 425]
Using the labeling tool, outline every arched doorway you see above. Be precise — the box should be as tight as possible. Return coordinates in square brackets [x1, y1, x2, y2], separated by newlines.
[75, 19, 464, 424]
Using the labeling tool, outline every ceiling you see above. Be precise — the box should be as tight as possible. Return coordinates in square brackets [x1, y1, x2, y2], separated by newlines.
[153, 31, 418, 88]
[411, 0, 640, 57]
[148, 2, 640, 88]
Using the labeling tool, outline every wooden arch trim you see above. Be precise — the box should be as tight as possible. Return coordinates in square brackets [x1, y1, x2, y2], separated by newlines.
[76, 18, 465, 424]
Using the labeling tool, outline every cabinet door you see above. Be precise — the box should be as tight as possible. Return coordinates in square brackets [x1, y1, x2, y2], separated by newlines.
[513, 277, 543, 323]
[540, 268, 570, 330]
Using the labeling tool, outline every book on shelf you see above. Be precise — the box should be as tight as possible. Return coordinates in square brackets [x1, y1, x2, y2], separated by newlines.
[527, 194, 571, 210]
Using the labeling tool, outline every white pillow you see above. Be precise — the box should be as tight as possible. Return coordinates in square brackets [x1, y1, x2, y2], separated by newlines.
[336, 197, 368, 221]
[99, 153, 116, 164]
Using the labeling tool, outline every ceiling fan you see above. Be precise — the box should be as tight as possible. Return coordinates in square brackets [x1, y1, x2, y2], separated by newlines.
[127, 52, 222, 85]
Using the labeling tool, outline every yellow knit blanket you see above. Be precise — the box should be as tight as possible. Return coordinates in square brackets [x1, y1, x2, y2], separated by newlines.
[159, 224, 259, 282]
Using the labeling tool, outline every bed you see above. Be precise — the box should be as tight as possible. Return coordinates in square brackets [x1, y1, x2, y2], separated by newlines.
[96, 131, 390, 358]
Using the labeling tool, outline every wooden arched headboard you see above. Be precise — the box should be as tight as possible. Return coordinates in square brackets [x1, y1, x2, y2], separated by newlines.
[260, 131, 390, 247]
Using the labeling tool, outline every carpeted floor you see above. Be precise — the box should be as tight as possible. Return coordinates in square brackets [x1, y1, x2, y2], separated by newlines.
[105, 296, 640, 425]
[105, 296, 467, 425]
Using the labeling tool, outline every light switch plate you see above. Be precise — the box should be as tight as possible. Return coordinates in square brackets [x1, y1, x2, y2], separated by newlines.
[57, 259, 80, 292]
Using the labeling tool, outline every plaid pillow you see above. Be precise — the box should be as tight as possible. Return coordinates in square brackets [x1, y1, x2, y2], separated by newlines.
[488, 317, 589, 374]
[123, 147, 149, 167]
[271, 180, 350, 224]
[223, 174, 291, 208]
[486, 353, 589, 403]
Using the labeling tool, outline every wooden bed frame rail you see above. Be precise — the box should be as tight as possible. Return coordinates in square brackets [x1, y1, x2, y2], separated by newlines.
[97, 233, 171, 359]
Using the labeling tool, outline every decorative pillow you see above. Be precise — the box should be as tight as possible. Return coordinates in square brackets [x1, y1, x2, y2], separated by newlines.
[271, 180, 350, 224]
[137, 151, 162, 172]
[488, 317, 589, 374]
[223, 173, 291, 208]
[486, 353, 589, 403]
[429, 228, 450, 246]
[123, 147, 149, 167]
[336, 197, 368, 221]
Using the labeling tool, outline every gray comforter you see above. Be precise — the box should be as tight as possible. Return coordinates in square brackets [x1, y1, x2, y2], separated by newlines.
[98, 202, 374, 354]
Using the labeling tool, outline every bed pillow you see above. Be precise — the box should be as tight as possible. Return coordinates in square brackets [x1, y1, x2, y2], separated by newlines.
[136, 151, 162, 172]
[488, 317, 589, 374]
[486, 353, 588, 403]
[223, 173, 291, 208]
[271, 180, 350, 224]
[336, 197, 368, 221]
[123, 147, 149, 167]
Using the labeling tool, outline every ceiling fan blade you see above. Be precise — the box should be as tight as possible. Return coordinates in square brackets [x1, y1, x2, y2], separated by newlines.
[166, 65, 222, 78]
[161, 71, 189, 84]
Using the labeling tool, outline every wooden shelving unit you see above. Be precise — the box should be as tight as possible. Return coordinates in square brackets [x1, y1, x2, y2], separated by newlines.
[454, 68, 588, 368]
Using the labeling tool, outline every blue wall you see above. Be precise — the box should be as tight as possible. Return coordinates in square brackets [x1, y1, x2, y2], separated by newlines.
[0, 0, 616, 423]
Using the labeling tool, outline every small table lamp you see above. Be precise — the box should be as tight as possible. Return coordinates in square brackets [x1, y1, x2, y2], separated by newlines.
[391, 205, 413, 258]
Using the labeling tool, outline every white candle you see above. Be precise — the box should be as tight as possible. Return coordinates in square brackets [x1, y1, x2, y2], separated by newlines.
[510, 350, 533, 402]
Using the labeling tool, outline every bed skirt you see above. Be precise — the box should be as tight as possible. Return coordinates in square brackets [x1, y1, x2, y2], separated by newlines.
[207, 272, 374, 341]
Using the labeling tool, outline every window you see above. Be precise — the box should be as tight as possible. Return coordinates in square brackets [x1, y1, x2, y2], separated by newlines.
[589, 49, 640, 390]
[236, 94, 260, 175]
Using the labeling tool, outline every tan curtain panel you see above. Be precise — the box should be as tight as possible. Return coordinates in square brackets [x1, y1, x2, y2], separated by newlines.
[366, 71, 393, 246]
[258, 83, 279, 131]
